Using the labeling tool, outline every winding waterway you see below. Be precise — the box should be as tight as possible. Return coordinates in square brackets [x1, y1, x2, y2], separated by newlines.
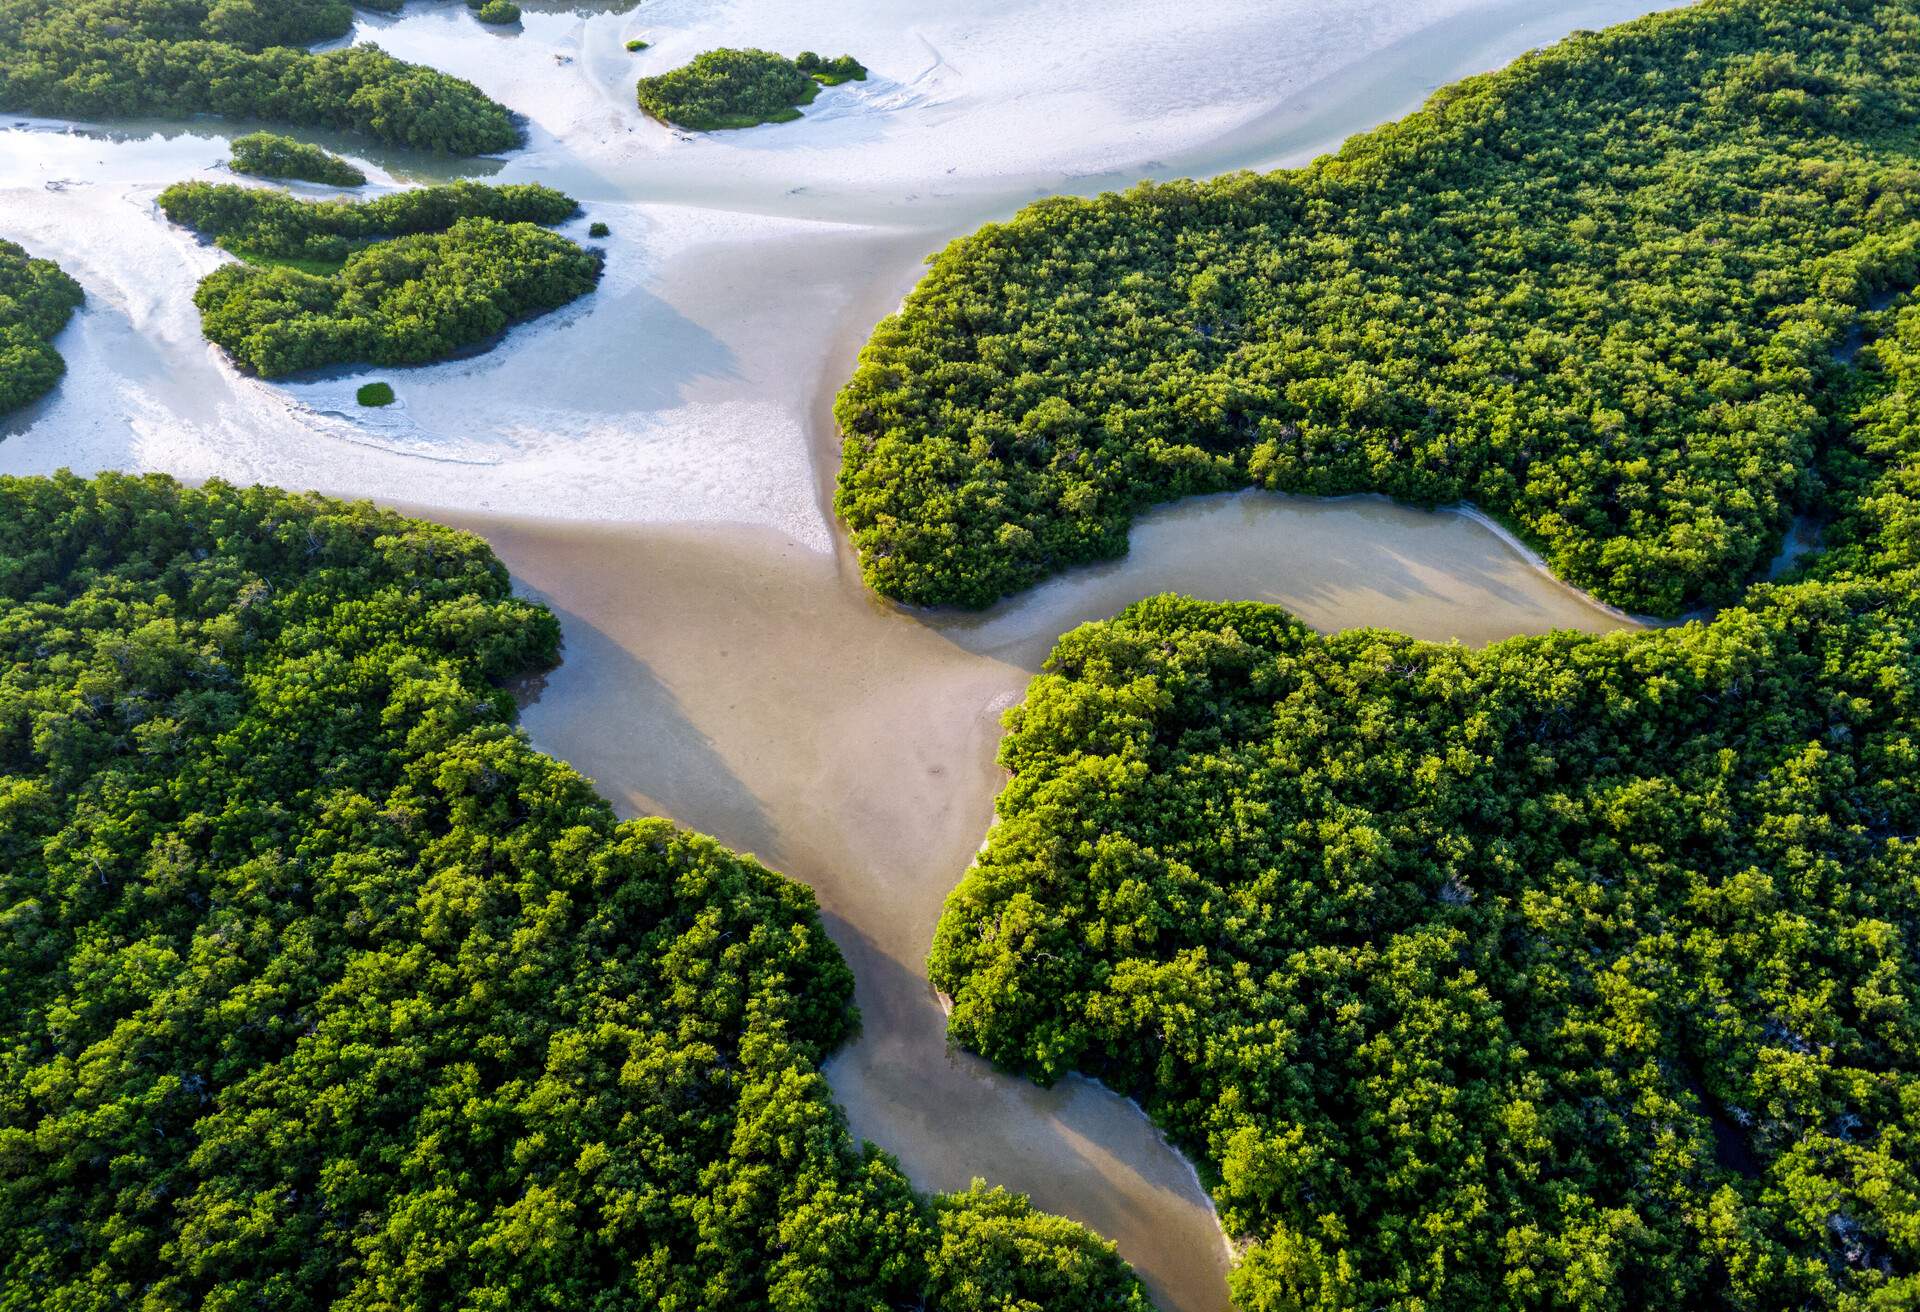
[434, 496, 1633, 1312]
[0, 1, 1690, 1306]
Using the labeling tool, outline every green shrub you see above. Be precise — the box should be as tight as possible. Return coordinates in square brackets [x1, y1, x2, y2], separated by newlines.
[638, 47, 864, 130]
[229, 132, 366, 187]
[927, 1184, 1153, 1312]
[794, 50, 867, 85]
[588, 220, 610, 238]
[159, 179, 580, 264]
[0, 470, 1154, 1312]
[0, 0, 518, 153]
[834, 0, 1920, 616]
[626, 38, 649, 52]
[356, 379, 395, 406]
[159, 181, 601, 376]
[0, 238, 83, 416]
[193, 218, 600, 376]
[471, 0, 519, 24]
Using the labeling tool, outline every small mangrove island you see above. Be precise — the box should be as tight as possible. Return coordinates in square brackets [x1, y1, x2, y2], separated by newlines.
[159, 180, 602, 377]
[0, 239, 84, 416]
[0, 0, 518, 153]
[637, 47, 867, 131]
[229, 132, 367, 188]
[467, 0, 520, 26]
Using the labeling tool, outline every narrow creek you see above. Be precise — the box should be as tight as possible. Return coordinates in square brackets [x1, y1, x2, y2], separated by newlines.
[437, 494, 1634, 1312]
[0, 1, 1691, 1305]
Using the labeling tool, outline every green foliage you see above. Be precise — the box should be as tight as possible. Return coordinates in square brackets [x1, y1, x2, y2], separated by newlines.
[589, 221, 611, 238]
[160, 180, 581, 264]
[795, 51, 867, 86]
[930, 297, 1920, 1310]
[191, 223, 599, 377]
[927, 1183, 1156, 1312]
[835, 0, 1920, 614]
[356, 379, 395, 405]
[229, 132, 367, 188]
[0, 471, 1153, 1312]
[0, 0, 517, 153]
[158, 181, 600, 377]
[626, 38, 650, 52]
[0, 239, 83, 416]
[638, 47, 863, 130]
[470, 0, 519, 25]
[223, 246, 348, 277]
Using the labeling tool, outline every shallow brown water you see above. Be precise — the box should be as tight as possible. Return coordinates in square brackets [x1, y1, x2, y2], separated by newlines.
[436, 493, 1632, 1312]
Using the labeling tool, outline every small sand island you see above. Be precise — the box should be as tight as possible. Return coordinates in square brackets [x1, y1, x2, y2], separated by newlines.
[637, 47, 868, 130]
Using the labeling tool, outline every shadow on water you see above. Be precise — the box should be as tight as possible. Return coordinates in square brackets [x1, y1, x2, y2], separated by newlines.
[1, 115, 510, 184]
[561, 285, 744, 412]
[382, 281, 747, 430]
[509, 595, 786, 864]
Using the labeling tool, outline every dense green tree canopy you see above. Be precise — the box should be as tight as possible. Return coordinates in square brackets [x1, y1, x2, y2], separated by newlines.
[230, 132, 368, 188]
[637, 48, 864, 131]
[161, 181, 581, 263]
[0, 239, 83, 417]
[0, 0, 517, 153]
[836, 0, 1920, 615]
[926, 1184, 1153, 1312]
[794, 52, 868, 87]
[929, 285, 1920, 1309]
[158, 181, 600, 377]
[469, 0, 521, 26]
[0, 471, 1150, 1312]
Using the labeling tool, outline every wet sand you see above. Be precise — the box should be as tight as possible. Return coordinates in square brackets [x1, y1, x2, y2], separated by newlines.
[432, 495, 1633, 1312]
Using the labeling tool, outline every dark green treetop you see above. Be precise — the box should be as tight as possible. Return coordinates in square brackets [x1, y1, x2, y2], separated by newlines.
[0, 471, 1152, 1311]
[0, 0, 519, 153]
[836, 0, 1920, 615]
[0, 239, 83, 417]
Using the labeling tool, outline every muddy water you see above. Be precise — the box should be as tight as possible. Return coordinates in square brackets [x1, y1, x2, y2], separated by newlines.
[432, 495, 1633, 1312]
